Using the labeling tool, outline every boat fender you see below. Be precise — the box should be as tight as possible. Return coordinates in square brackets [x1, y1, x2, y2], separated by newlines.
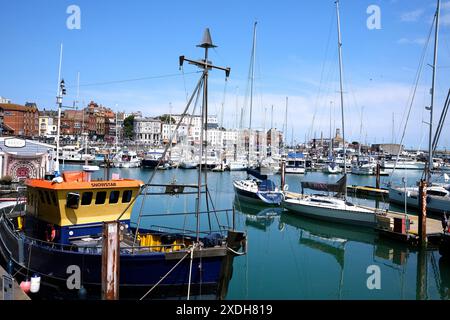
[20, 280, 31, 294]
[30, 274, 41, 293]
[45, 224, 56, 242]
[283, 184, 289, 191]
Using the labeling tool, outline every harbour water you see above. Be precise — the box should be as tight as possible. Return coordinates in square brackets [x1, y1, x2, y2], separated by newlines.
[63, 164, 450, 300]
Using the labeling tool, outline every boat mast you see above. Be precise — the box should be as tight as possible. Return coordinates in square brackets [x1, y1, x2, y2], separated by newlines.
[248, 21, 257, 168]
[55, 43, 64, 174]
[284, 97, 288, 154]
[428, 0, 440, 183]
[336, 0, 347, 199]
[180, 29, 230, 241]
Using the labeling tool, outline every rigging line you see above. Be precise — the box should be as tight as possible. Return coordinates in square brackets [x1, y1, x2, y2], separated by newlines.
[131, 77, 205, 246]
[139, 250, 191, 300]
[308, 5, 335, 142]
[388, 14, 435, 186]
[67, 71, 201, 88]
[115, 74, 205, 223]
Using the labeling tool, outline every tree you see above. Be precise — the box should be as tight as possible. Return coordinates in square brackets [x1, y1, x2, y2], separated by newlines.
[158, 114, 175, 124]
[123, 115, 134, 140]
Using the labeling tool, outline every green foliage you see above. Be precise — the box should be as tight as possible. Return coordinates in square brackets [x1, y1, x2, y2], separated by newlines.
[159, 114, 175, 124]
[123, 115, 135, 140]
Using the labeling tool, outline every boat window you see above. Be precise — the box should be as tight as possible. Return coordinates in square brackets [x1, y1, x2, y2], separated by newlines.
[428, 190, 447, 197]
[38, 190, 46, 204]
[50, 192, 57, 206]
[45, 191, 51, 205]
[66, 192, 80, 209]
[109, 191, 120, 204]
[81, 192, 93, 205]
[95, 191, 107, 205]
[122, 190, 133, 203]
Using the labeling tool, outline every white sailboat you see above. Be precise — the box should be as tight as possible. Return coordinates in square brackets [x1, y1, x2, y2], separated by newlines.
[283, 0, 376, 227]
[233, 21, 284, 206]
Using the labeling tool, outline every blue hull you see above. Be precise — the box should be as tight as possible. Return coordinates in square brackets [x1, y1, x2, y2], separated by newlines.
[234, 185, 283, 206]
[0, 217, 242, 299]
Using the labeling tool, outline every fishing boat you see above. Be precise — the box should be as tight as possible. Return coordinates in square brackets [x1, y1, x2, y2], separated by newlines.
[0, 32, 247, 299]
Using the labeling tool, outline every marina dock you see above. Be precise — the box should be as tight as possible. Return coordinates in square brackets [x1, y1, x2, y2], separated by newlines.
[375, 211, 443, 245]
[0, 264, 30, 300]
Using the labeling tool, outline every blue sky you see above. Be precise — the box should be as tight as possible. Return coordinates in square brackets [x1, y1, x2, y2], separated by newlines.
[1, 0, 449, 149]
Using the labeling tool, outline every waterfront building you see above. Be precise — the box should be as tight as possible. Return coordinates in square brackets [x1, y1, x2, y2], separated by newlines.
[0, 102, 39, 137]
[38, 110, 58, 138]
[133, 116, 162, 145]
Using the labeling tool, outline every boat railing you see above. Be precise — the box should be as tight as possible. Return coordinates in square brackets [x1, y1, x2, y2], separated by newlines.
[136, 208, 235, 233]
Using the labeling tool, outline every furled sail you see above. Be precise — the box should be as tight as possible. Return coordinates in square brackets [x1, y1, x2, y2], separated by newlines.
[301, 175, 347, 195]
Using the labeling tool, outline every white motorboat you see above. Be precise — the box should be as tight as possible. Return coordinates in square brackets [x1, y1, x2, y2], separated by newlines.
[228, 159, 248, 171]
[389, 184, 450, 215]
[382, 157, 426, 170]
[113, 150, 141, 168]
[285, 152, 306, 174]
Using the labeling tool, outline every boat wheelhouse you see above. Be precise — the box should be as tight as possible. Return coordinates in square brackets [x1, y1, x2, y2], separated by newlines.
[25, 171, 142, 244]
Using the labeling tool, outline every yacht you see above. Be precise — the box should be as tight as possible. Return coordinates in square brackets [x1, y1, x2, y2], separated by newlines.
[285, 152, 306, 174]
[389, 184, 450, 216]
[351, 156, 376, 175]
[59, 145, 95, 163]
[112, 150, 141, 168]
[382, 157, 425, 170]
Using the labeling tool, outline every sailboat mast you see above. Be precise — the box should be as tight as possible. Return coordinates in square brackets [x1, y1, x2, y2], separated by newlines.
[284, 97, 288, 153]
[428, 0, 440, 183]
[248, 21, 257, 167]
[336, 0, 347, 198]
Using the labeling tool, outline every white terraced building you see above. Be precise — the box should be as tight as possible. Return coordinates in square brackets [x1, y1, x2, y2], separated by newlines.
[133, 117, 162, 145]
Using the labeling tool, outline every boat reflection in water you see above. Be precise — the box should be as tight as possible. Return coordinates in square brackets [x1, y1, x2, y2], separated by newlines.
[278, 212, 427, 298]
[233, 198, 283, 231]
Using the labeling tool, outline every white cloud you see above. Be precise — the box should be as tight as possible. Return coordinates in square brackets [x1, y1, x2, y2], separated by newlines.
[400, 9, 425, 22]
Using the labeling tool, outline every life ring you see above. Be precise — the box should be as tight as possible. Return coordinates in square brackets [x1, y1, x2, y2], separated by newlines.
[45, 224, 56, 242]
[283, 184, 289, 191]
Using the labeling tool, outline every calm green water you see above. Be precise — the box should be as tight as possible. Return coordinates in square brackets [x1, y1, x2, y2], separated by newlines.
[63, 164, 450, 300]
